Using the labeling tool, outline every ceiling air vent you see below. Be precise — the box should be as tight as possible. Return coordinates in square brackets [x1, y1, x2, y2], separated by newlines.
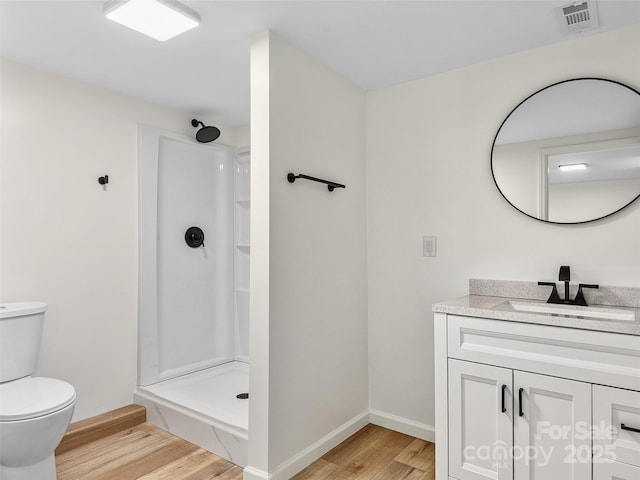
[555, 1, 600, 36]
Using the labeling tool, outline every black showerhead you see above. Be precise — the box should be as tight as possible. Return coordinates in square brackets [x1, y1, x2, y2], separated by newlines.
[191, 119, 221, 143]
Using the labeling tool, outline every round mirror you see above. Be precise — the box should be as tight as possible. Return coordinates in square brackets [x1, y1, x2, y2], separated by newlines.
[491, 78, 640, 224]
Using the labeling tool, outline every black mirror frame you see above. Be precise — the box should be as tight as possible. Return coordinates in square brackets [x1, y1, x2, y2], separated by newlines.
[490, 77, 640, 225]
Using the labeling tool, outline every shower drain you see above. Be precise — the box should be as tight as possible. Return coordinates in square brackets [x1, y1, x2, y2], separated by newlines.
[236, 393, 249, 399]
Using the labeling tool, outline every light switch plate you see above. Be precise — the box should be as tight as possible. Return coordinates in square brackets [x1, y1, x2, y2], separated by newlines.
[423, 236, 437, 257]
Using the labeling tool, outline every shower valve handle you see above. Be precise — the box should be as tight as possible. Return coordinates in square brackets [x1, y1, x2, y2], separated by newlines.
[192, 234, 204, 247]
[191, 233, 203, 246]
[185, 227, 205, 248]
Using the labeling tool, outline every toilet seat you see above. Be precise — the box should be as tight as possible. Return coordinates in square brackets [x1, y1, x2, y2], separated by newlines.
[0, 377, 76, 422]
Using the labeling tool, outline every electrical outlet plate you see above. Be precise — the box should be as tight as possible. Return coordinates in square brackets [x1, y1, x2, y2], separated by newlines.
[423, 236, 437, 257]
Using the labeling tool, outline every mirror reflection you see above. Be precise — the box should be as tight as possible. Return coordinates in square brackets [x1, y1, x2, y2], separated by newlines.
[491, 78, 640, 224]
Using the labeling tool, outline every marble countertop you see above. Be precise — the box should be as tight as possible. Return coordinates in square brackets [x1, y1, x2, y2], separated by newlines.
[432, 294, 640, 336]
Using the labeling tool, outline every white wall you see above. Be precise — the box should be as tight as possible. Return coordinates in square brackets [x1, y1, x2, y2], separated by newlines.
[366, 24, 640, 436]
[248, 31, 368, 476]
[491, 141, 541, 218]
[549, 178, 640, 222]
[0, 59, 240, 421]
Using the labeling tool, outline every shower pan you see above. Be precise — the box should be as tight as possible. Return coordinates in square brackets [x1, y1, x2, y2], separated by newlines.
[134, 124, 250, 466]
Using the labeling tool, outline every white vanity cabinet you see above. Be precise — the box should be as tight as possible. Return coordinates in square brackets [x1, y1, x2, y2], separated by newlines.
[513, 371, 591, 480]
[434, 310, 640, 480]
[448, 359, 513, 480]
[448, 359, 591, 480]
[592, 385, 640, 480]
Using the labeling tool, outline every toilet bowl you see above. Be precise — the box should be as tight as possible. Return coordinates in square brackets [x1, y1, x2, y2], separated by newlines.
[0, 302, 76, 480]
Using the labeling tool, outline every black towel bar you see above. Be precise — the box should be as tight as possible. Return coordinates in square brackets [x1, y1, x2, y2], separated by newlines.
[287, 173, 345, 192]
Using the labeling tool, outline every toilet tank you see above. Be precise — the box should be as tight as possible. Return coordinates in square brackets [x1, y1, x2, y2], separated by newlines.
[0, 302, 47, 383]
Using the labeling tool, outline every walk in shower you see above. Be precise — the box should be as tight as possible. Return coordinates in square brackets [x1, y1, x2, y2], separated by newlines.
[134, 125, 250, 466]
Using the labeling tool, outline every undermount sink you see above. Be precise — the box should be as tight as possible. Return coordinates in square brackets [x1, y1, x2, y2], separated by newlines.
[508, 300, 636, 321]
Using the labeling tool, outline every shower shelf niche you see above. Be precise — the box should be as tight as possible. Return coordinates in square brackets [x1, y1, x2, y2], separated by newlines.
[234, 147, 250, 365]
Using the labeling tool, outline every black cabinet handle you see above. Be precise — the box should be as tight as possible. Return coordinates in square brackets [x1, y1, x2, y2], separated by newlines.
[518, 388, 524, 417]
[501, 384, 507, 413]
[621, 423, 640, 434]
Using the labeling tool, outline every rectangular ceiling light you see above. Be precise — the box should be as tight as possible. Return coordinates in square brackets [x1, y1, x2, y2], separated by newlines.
[104, 0, 200, 41]
[558, 163, 588, 172]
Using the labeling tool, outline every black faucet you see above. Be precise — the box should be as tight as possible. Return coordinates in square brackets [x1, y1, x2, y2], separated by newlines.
[538, 266, 599, 306]
[559, 265, 570, 303]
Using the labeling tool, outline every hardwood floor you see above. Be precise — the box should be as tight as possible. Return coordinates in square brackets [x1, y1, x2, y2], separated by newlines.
[292, 424, 435, 480]
[55, 423, 243, 480]
[56, 422, 435, 480]
[56, 405, 147, 455]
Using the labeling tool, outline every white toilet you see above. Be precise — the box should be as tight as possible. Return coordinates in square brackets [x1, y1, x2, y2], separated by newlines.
[0, 302, 76, 480]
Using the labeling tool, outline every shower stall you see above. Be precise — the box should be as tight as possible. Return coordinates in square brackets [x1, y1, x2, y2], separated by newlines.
[134, 125, 250, 467]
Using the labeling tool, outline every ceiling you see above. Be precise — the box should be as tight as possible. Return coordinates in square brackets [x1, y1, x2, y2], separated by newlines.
[2, 1, 640, 126]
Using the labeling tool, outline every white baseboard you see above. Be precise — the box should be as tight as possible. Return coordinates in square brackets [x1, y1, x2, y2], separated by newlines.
[242, 466, 269, 480]
[243, 408, 434, 479]
[369, 409, 435, 442]
[243, 410, 369, 480]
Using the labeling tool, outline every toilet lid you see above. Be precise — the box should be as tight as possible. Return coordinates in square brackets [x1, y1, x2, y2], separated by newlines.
[0, 377, 76, 421]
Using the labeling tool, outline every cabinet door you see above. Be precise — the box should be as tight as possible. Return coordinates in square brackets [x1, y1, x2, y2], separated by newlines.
[449, 359, 513, 480]
[514, 371, 591, 480]
[593, 385, 640, 468]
